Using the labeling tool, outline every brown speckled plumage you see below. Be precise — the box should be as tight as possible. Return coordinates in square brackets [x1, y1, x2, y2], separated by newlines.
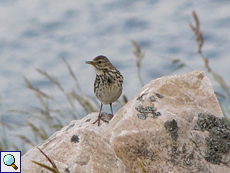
[86, 55, 123, 126]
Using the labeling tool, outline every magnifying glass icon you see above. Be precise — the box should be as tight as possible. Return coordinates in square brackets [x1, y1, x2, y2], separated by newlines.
[3, 154, 18, 170]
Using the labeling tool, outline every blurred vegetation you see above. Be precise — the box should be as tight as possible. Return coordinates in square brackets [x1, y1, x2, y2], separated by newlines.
[189, 11, 230, 118]
[190, 11, 230, 98]
[132, 40, 145, 87]
[0, 11, 230, 159]
[31, 147, 60, 173]
[137, 157, 149, 173]
[1, 57, 103, 153]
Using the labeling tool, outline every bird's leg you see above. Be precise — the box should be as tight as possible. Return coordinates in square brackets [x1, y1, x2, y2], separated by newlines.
[92, 103, 109, 126]
[93, 103, 103, 126]
[110, 103, 114, 118]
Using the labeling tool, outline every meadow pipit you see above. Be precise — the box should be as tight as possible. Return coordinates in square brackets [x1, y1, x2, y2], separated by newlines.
[86, 55, 123, 126]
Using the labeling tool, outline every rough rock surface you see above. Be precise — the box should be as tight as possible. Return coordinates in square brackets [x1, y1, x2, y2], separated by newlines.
[104, 70, 230, 173]
[22, 71, 230, 173]
[22, 124, 126, 173]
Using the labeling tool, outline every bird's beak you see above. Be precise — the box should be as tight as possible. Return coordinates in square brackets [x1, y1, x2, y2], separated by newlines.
[85, 61, 94, 65]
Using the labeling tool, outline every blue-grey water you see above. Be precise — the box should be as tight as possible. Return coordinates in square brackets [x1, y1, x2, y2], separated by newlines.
[1, 0, 230, 151]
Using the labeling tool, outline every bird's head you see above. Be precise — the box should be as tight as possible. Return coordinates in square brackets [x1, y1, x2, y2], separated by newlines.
[86, 55, 115, 73]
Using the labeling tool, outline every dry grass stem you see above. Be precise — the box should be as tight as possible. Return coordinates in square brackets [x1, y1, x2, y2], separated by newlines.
[71, 91, 98, 113]
[62, 57, 82, 92]
[132, 40, 145, 86]
[24, 77, 53, 99]
[16, 135, 35, 147]
[190, 11, 230, 100]
[137, 157, 149, 173]
[32, 147, 59, 173]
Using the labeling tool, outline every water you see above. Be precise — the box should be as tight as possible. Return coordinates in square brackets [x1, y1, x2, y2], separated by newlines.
[1, 0, 230, 151]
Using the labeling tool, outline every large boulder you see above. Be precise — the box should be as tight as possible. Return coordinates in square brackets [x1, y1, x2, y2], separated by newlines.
[104, 70, 230, 173]
[21, 116, 127, 173]
[22, 71, 230, 173]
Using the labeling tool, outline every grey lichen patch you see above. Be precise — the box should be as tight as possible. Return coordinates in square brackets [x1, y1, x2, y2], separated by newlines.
[137, 113, 148, 120]
[168, 142, 202, 170]
[149, 95, 156, 102]
[65, 123, 75, 132]
[85, 118, 91, 122]
[197, 113, 230, 164]
[155, 92, 164, 98]
[136, 93, 162, 120]
[153, 112, 161, 118]
[71, 135, 80, 143]
[136, 93, 148, 101]
[136, 105, 157, 113]
[182, 143, 187, 153]
[64, 168, 70, 173]
[197, 113, 229, 131]
[183, 151, 194, 166]
[164, 119, 178, 141]
[197, 72, 204, 80]
[122, 139, 155, 162]
[135, 104, 161, 120]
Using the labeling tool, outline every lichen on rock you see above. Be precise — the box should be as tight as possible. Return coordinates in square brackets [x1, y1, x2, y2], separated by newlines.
[135, 104, 161, 119]
[164, 119, 178, 141]
[197, 113, 230, 164]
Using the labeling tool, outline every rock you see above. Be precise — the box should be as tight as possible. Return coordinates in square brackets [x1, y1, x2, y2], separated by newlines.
[22, 70, 230, 173]
[21, 122, 127, 173]
[103, 70, 230, 173]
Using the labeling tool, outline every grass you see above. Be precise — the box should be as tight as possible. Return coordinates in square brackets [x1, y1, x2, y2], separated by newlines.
[31, 147, 60, 173]
[32, 149, 148, 172]
[137, 157, 149, 173]
[132, 40, 145, 87]
[189, 11, 230, 119]
[190, 11, 230, 99]
[1, 56, 128, 153]
[8, 58, 104, 153]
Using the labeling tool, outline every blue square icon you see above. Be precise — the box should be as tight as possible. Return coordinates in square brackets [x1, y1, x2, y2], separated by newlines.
[0, 151, 21, 173]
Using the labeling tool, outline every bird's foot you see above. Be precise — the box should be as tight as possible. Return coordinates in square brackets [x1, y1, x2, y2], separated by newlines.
[92, 112, 114, 126]
[92, 116, 109, 126]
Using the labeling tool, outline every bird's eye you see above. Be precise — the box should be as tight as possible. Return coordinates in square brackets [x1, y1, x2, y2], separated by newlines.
[98, 61, 102, 64]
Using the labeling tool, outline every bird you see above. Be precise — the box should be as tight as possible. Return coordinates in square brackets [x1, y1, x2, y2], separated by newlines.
[85, 55, 123, 126]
